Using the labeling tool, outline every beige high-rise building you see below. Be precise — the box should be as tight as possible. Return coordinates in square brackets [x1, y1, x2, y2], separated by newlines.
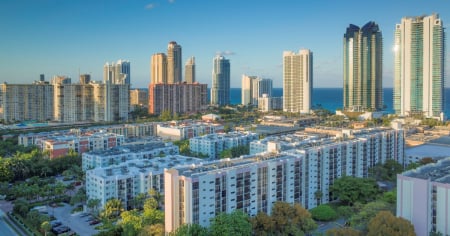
[148, 83, 207, 115]
[283, 49, 313, 113]
[130, 88, 149, 109]
[185, 56, 195, 84]
[103, 60, 130, 85]
[167, 41, 182, 84]
[151, 53, 167, 84]
[241, 75, 258, 105]
[0, 82, 54, 122]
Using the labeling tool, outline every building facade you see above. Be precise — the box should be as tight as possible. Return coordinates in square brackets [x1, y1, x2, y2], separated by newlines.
[258, 94, 283, 112]
[189, 131, 259, 159]
[283, 50, 313, 114]
[343, 22, 383, 112]
[394, 14, 445, 119]
[104, 60, 130, 85]
[156, 121, 224, 141]
[211, 56, 230, 106]
[151, 53, 168, 84]
[167, 41, 182, 84]
[397, 157, 450, 236]
[241, 75, 257, 106]
[165, 127, 404, 232]
[86, 156, 202, 210]
[130, 88, 149, 110]
[185, 56, 196, 84]
[148, 83, 208, 115]
[0, 82, 54, 122]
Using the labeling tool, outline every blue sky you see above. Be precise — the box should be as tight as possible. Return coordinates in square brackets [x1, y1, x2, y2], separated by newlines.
[0, 0, 449, 88]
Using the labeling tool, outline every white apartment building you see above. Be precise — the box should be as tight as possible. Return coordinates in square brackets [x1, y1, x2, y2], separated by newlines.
[165, 127, 405, 232]
[241, 75, 273, 106]
[189, 131, 259, 159]
[397, 157, 450, 236]
[156, 121, 224, 141]
[82, 142, 179, 170]
[86, 156, 201, 209]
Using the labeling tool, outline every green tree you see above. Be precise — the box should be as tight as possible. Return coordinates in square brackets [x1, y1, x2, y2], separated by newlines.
[87, 198, 101, 216]
[41, 221, 51, 236]
[160, 110, 172, 121]
[330, 176, 380, 205]
[271, 202, 317, 235]
[310, 204, 338, 221]
[367, 211, 415, 236]
[251, 211, 275, 236]
[219, 149, 232, 159]
[142, 197, 164, 225]
[101, 198, 124, 219]
[13, 199, 30, 217]
[170, 223, 208, 236]
[140, 223, 165, 236]
[121, 209, 143, 236]
[326, 227, 361, 236]
[209, 210, 252, 236]
[351, 201, 394, 231]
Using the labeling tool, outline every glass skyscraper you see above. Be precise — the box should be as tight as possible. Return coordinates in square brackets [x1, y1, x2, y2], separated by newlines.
[211, 55, 230, 106]
[394, 14, 445, 119]
[343, 22, 383, 112]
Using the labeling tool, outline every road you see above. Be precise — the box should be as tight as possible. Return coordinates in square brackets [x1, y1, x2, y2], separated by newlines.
[0, 209, 20, 236]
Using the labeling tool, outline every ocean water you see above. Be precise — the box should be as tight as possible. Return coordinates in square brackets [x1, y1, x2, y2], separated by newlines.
[219, 88, 450, 117]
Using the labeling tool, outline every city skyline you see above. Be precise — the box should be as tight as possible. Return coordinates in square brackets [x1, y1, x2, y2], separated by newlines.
[1, 0, 449, 88]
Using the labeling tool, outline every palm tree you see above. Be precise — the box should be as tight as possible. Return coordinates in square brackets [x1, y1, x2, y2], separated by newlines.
[41, 221, 51, 236]
[101, 198, 124, 219]
[87, 198, 101, 216]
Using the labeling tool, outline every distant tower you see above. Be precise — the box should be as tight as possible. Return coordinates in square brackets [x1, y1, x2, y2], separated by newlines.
[283, 49, 313, 113]
[79, 74, 91, 84]
[39, 74, 45, 82]
[211, 55, 230, 106]
[185, 57, 196, 84]
[103, 60, 130, 85]
[394, 14, 445, 119]
[151, 53, 168, 84]
[343, 22, 383, 112]
[167, 41, 182, 84]
[241, 75, 257, 105]
[252, 78, 272, 105]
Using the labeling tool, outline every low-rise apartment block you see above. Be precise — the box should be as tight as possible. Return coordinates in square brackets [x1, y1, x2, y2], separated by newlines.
[189, 131, 259, 159]
[397, 157, 450, 236]
[157, 120, 224, 141]
[86, 156, 202, 209]
[165, 127, 405, 232]
[82, 142, 179, 170]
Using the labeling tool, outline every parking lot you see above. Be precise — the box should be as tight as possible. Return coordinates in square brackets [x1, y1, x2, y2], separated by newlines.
[48, 203, 99, 236]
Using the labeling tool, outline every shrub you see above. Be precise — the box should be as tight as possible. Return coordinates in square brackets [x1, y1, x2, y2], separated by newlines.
[310, 204, 338, 221]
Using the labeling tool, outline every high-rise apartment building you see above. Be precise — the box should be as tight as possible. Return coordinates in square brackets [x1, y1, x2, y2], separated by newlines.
[211, 55, 230, 106]
[148, 83, 208, 115]
[241, 75, 258, 105]
[104, 60, 130, 85]
[185, 56, 196, 84]
[343, 22, 383, 112]
[130, 88, 149, 109]
[151, 53, 168, 84]
[242, 76, 273, 106]
[167, 41, 182, 84]
[0, 82, 54, 122]
[283, 50, 313, 113]
[394, 14, 445, 119]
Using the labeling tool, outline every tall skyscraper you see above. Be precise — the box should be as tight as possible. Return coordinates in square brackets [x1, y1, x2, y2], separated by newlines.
[185, 56, 196, 84]
[283, 50, 313, 113]
[151, 53, 168, 84]
[104, 60, 130, 85]
[343, 22, 383, 112]
[167, 41, 182, 84]
[211, 55, 230, 106]
[394, 14, 445, 119]
[241, 75, 258, 105]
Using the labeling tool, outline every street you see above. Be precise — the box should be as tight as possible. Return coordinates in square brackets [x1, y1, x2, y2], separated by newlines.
[0, 209, 20, 236]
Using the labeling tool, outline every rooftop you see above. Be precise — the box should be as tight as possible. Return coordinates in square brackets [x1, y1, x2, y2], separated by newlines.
[403, 157, 450, 183]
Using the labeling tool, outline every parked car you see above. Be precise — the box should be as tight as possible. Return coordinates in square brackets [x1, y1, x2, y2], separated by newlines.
[79, 212, 89, 217]
[50, 220, 62, 228]
[89, 219, 100, 225]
